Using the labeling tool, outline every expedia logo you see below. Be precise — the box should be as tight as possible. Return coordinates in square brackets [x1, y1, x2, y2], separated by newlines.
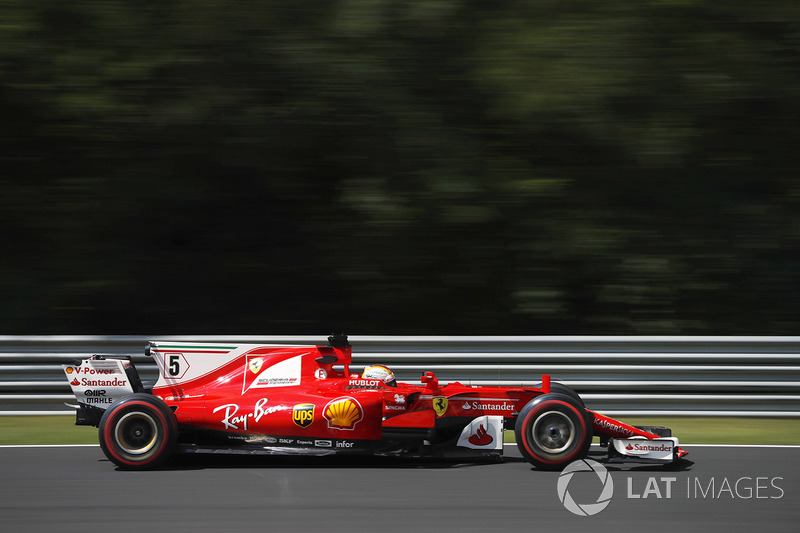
[292, 403, 315, 428]
[323, 397, 363, 430]
[433, 397, 448, 417]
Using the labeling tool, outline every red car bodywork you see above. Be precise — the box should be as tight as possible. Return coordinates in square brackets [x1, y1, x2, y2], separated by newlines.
[67, 335, 687, 468]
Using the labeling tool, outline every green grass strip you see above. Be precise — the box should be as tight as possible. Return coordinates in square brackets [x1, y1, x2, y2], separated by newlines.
[0, 416, 98, 445]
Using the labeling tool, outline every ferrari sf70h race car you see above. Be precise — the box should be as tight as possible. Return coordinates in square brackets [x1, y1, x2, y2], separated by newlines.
[63, 335, 687, 470]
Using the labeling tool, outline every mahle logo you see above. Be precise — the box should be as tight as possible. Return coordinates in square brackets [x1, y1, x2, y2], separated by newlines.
[557, 459, 614, 516]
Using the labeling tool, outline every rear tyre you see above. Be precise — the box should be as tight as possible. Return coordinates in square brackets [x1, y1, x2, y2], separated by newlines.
[515, 393, 593, 470]
[99, 393, 177, 470]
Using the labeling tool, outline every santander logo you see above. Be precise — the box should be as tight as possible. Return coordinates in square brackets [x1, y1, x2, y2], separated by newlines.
[626, 443, 633, 450]
[468, 424, 493, 446]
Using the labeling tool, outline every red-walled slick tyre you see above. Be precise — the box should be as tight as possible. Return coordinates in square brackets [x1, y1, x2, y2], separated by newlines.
[99, 393, 177, 470]
[515, 393, 593, 470]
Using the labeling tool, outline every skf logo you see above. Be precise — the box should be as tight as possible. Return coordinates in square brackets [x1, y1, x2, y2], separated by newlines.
[323, 397, 363, 430]
[433, 397, 448, 417]
[248, 358, 263, 375]
[292, 403, 315, 428]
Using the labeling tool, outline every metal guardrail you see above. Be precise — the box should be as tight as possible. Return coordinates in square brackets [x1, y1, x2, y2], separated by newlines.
[1, 335, 798, 416]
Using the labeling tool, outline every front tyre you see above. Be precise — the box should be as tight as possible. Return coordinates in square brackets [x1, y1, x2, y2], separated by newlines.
[515, 393, 593, 470]
[99, 393, 177, 470]
[533, 381, 585, 407]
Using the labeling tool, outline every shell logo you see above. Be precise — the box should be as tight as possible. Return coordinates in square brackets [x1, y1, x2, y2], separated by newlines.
[323, 397, 363, 430]
[65, 367, 74, 374]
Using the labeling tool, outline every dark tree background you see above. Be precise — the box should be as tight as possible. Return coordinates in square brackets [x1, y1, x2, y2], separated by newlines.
[1, 1, 799, 334]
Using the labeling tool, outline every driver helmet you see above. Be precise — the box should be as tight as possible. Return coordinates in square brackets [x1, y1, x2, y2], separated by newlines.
[361, 365, 397, 387]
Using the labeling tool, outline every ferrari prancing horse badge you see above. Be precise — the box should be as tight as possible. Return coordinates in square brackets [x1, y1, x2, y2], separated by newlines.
[433, 396, 448, 417]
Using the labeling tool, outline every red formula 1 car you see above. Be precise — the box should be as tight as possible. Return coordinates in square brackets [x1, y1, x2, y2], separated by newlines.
[63, 335, 687, 470]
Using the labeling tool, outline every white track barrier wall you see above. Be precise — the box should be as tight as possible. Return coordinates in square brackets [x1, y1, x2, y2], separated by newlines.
[0, 335, 798, 416]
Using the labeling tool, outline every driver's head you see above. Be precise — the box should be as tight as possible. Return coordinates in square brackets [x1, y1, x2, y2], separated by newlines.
[361, 365, 397, 387]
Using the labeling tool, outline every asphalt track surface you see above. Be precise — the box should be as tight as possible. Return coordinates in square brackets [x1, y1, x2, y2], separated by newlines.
[1, 444, 797, 532]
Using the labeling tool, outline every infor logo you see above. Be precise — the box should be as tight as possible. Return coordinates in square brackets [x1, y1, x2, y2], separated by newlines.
[557, 459, 614, 516]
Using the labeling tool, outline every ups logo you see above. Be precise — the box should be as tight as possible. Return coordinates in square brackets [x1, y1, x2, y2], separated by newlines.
[292, 403, 315, 428]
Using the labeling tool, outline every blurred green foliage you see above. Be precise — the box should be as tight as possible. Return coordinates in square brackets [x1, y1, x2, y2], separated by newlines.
[1, 1, 799, 334]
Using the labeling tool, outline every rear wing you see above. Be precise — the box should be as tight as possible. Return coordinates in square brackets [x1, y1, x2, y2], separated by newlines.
[63, 356, 143, 426]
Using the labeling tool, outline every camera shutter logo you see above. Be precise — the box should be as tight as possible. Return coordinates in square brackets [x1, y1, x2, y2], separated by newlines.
[557, 459, 614, 516]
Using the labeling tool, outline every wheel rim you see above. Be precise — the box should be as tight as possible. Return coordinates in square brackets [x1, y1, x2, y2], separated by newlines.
[531, 410, 575, 454]
[115, 411, 158, 457]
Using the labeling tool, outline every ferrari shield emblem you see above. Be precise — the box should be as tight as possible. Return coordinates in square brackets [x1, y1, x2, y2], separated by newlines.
[433, 397, 448, 417]
[248, 358, 263, 375]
